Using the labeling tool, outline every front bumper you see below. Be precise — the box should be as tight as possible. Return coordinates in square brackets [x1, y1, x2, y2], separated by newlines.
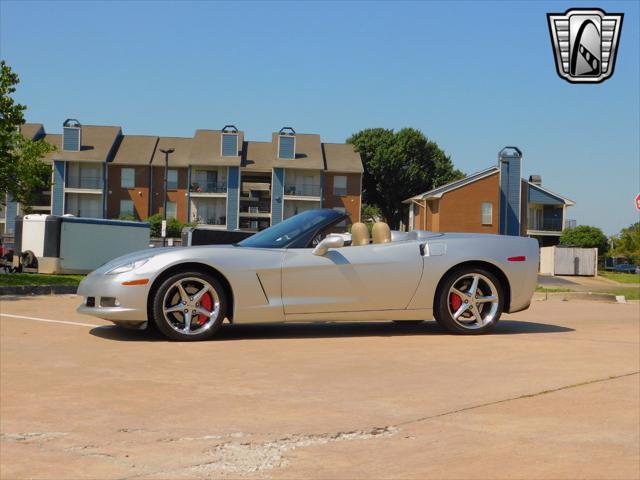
[76, 272, 150, 322]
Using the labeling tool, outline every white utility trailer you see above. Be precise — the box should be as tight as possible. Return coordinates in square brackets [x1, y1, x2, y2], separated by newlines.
[14, 215, 150, 274]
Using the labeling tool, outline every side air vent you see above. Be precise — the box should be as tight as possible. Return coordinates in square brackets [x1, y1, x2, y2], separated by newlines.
[63, 118, 82, 151]
[221, 125, 239, 157]
[278, 127, 296, 159]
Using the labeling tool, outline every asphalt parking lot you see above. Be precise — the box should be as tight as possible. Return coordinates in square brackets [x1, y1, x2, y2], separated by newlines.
[1, 295, 639, 479]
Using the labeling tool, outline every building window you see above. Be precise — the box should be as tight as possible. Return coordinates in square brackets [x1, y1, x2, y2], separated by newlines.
[191, 169, 224, 193]
[166, 201, 177, 219]
[333, 176, 347, 196]
[481, 202, 492, 225]
[333, 207, 347, 227]
[65, 192, 102, 218]
[221, 133, 238, 157]
[121, 168, 135, 189]
[167, 169, 178, 190]
[66, 162, 103, 189]
[120, 199, 134, 217]
[278, 135, 295, 159]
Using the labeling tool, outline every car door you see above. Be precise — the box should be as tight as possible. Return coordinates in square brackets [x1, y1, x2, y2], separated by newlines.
[281, 241, 423, 314]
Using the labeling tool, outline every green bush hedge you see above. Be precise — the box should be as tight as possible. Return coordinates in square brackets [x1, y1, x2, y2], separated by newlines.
[146, 213, 191, 238]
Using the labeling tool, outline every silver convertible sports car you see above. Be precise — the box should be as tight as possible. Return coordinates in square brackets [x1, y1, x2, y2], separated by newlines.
[77, 209, 539, 341]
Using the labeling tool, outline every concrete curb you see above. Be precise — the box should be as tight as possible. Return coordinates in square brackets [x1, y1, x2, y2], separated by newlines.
[533, 291, 619, 303]
[0, 285, 78, 296]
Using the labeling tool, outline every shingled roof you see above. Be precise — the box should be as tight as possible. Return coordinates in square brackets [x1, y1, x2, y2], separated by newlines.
[111, 135, 159, 165]
[43, 125, 122, 163]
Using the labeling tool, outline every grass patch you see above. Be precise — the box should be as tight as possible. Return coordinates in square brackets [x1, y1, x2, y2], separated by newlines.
[599, 272, 640, 284]
[0, 273, 85, 287]
[604, 288, 640, 301]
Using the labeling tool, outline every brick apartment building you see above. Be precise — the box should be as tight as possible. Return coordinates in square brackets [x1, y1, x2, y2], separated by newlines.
[403, 148, 575, 246]
[1, 120, 363, 235]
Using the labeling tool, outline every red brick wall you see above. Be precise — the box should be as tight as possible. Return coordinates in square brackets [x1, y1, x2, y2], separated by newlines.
[322, 172, 361, 223]
[434, 173, 500, 233]
[151, 166, 188, 223]
[106, 165, 150, 220]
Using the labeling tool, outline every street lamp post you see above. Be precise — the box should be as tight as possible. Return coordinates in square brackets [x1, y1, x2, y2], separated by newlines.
[159, 148, 174, 246]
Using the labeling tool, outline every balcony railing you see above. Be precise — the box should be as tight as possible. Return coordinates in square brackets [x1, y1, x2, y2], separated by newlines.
[284, 184, 321, 197]
[240, 204, 271, 214]
[66, 176, 103, 190]
[528, 217, 563, 232]
[192, 215, 226, 226]
[190, 181, 227, 194]
[239, 219, 270, 231]
[565, 219, 577, 229]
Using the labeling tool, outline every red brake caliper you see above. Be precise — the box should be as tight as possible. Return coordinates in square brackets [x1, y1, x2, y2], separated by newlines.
[196, 292, 213, 325]
[449, 292, 462, 312]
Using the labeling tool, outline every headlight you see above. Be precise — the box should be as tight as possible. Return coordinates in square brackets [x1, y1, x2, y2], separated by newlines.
[106, 258, 150, 275]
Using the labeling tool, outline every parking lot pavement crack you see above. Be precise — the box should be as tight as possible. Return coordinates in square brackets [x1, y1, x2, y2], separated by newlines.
[0, 431, 68, 443]
[121, 426, 397, 478]
[394, 370, 640, 428]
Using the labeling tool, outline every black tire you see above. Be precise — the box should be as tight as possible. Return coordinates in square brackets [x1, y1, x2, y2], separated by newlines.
[434, 266, 504, 335]
[152, 271, 227, 341]
[392, 320, 425, 325]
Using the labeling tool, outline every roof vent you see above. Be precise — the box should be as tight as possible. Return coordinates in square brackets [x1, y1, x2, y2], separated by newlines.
[62, 118, 82, 151]
[221, 125, 239, 157]
[529, 175, 542, 186]
[278, 127, 296, 159]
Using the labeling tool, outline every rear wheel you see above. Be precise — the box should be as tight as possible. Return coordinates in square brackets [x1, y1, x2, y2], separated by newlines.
[152, 271, 227, 341]
[434, 267, 503, 335]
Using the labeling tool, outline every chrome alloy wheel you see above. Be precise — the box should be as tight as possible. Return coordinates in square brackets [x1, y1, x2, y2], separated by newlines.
[447, 273, 499, 329]
[162, 277, 220, 335]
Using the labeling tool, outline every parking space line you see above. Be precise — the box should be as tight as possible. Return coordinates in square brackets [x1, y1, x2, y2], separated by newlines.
[0, 313, 104, 328]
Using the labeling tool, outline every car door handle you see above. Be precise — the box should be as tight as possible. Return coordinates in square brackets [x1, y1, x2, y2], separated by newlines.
[419, 243, 426, 256]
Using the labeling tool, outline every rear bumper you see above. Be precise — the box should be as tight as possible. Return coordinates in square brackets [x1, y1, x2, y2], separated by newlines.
[506, 239, 539, 313]
[507, 300, 531, 314]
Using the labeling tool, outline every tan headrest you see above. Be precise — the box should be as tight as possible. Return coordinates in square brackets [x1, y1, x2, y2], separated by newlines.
[372, 222, 391, 244]
[351, 222, 370, 246]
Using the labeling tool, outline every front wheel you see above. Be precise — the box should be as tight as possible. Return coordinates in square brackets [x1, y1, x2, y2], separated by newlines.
[152, 271, 227, 341]
[434, 267, 503, 335]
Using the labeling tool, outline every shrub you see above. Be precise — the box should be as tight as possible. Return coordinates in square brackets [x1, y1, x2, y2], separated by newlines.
[146, 213, 191, 238]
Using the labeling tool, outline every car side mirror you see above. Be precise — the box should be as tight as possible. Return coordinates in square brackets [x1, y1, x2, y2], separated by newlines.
[312, 235, 344, 256]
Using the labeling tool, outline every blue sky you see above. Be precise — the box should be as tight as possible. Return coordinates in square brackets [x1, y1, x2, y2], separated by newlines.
[1, 0, 638, 234]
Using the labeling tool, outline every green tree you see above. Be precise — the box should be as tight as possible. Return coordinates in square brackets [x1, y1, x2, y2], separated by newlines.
[348, 128, 464, 229]
[0, 60, 55, 211]
[560, 225, 609, 255]
[611, 222, 640, 263]
[361, 203, 381, 223]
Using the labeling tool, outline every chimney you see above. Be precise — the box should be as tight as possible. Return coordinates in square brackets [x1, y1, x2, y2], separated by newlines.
[62, 118, 81, 151]
[529, 174, 542, 186]
[278, 127, 296, 159]
[221, 125, 239, 157]
[498, 146, 522, 236]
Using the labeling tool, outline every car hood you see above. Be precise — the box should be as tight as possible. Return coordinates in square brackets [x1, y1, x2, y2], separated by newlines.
[91, 244, 248, 274]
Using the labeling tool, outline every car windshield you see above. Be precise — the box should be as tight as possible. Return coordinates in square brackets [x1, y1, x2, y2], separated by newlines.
[236, 209, 343, 249]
